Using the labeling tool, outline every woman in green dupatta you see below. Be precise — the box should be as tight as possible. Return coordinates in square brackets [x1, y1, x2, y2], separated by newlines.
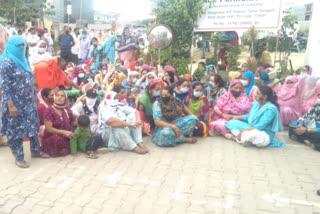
[137, 79, 164, 133]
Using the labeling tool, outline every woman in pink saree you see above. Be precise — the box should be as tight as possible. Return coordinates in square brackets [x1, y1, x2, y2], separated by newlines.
[276, 76, 305, 127]
[301, 76, 320, 115]
[117, 27, 137, 68]
[209, 80, 251, 136]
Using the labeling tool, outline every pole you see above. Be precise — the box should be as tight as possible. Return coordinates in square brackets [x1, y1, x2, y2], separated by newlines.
[68, 14, 70, 24]
[274, 30, 280, 67]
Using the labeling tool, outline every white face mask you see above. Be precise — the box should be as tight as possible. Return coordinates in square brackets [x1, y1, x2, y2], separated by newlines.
[102, 69, 107, 74]
[38, 47, 46, 54]
[86, 97, 97, 108]
[132, 78, 138, 83]
[67, 67, 74, 71]
[240, 79, 249, 86]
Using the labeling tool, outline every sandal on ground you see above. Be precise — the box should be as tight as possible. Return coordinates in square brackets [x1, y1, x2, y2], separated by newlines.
[86, 151, 98, 159]
[185, 138, 198, 144]
[15, 160, 30, 168]
[32, 153, 50, 158]
[96, 148, 109, 154]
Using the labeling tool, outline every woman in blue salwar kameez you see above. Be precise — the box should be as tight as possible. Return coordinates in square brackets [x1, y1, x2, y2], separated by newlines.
[225, 86, 284, 147]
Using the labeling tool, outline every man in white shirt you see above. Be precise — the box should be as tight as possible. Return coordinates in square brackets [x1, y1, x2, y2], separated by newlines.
[26, 28, 40, 57]
[71, 28, 80, 65]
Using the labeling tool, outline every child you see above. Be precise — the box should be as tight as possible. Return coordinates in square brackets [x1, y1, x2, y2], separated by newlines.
[70, 115, 107, 158]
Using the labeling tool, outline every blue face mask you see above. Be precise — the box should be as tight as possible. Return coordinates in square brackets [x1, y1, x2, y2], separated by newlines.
[82, 34, 86, 38]
[180, 87, 188, 94]
[104, 60, 109, 64]
[193, 91, 202, 98]
[208, 82, 215, 88]
[134, 66, 139, 70]
[153, 91, 161, 97]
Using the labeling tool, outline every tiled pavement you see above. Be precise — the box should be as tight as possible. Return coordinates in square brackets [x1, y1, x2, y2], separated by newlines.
[0, 132, 319, 214]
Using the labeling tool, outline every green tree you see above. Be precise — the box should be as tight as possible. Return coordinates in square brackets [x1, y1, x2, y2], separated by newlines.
[151, 0, 215, 75]
[0, 0, 55, 26]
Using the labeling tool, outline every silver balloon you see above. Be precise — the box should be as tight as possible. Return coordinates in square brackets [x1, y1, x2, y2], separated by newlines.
[148, 24, 173, 49]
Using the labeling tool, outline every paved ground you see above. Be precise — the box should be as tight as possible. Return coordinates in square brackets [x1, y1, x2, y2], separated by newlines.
[0, 132, 319, 214]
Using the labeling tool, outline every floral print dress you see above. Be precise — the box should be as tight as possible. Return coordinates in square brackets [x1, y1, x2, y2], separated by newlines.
[152, 100, 198, 146]
[0, 57, 39, 139]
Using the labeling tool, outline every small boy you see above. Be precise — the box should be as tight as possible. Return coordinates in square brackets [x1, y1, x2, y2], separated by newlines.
[70, 115, 107, 158]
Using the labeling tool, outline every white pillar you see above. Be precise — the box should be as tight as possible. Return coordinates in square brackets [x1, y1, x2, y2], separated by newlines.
[305, 0, 320, 77]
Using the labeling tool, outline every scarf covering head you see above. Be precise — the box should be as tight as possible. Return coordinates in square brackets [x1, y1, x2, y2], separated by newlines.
[268, 70, 277, 79]
[145, 72, 157, 86]
[117, 27, 137, 53]
[0, 35, 31, 73]
[37, 88, 52, 108]
[36, 40, 47, 52]
[159, 97, 184, 122]
[184, 74, 192, 80]
[121, 79, 131, 90]
[100, 91, 126, 120]
[34, 57, 68, 89]
[141, 64, 150, 72]
[228, 71, 241, 81]
[206, 64, 217, 75]
[128, 70, 139, 78]
[305, 65, 312, 75]
[53, 90, 68, 109]
[129, 61, 138, 71]
[101, 35, 117, 64]
[164, 65, 178, 81]
[241, 71, 255, 95]
[216, 79, 251, 112]
[302, 76, 320, 113]
[68, 65, 83, 80]
[277, 76, 304, 101]
[138, 78, 165, 115]
[258, 70, 270, 85]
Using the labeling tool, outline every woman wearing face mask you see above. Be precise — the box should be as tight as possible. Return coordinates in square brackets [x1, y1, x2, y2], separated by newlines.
[300, 65, 312, 78]
[42, 90, 77, 157]
[98, 91, 148, 154]
[137, 79, 165, 132]
[71, 89, 100, 134]
[64, 62, 75, 75]
[95, 64, 108, 85]
[0, 36, 50, 168]
[185, 82, 210, 137]
[174, 78, 189, 101]
[209, 80, 250, 137]
[152, 86, 198, 146]
[73, 67, 85, 87]
[301, 76, 320, 115]
[255, 69, 271, 86]
[240, 71, 258, 102]
[129, 71, 140, 85]
[226, 86, 284, 147]
[204, 74, 227, 110]
[37, 88, 55, 144]
[29, 40, 51, 65]
[275, 76, 305, 127]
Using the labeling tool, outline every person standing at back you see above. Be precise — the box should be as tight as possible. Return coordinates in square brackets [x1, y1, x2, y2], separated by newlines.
[58, 26, 74, 64]
[71, 28, 80, 65]
[50, 25, 55, 41]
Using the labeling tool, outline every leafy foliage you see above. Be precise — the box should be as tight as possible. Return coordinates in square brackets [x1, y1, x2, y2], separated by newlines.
[0, 0, 55, 25]
[151, 0, 215, 75]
